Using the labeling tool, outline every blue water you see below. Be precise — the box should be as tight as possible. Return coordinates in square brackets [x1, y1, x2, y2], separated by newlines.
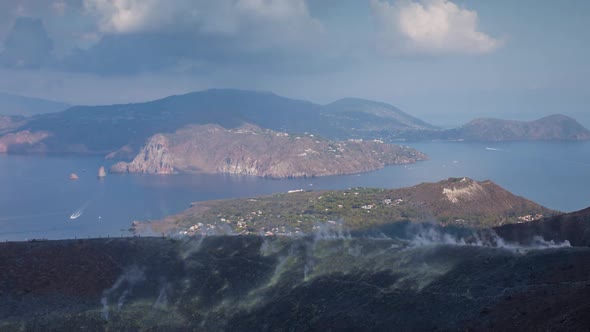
[1, 141, 589, 241]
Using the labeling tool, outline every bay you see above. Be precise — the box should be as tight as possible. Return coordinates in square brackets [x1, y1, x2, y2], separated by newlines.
[1, 141, 589, 241]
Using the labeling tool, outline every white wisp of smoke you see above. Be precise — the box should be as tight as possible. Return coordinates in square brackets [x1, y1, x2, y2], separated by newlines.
[404, 224, 570, 252]
[311, 220, 351, 241]
[153, 280, 170, 310]
[101, 266, 146, 321]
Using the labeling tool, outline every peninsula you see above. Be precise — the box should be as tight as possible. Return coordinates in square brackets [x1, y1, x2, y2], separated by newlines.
[110, 124, 427, 178]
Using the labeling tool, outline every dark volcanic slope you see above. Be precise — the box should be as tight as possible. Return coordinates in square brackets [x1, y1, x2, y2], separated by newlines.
[494, 207, 590, 247]
[424, 114, 590, 141]
[0, 226, 589, 331]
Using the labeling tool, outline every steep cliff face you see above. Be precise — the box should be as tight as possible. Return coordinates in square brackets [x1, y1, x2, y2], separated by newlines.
[111, 124, 427, 178]
[111, 134, 175, 174]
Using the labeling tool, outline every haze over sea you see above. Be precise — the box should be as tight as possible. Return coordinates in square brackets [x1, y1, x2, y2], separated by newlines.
[1, 141, 589, 241]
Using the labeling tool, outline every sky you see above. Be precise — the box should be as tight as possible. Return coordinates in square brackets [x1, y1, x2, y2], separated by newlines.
[0, 0, 588, 126]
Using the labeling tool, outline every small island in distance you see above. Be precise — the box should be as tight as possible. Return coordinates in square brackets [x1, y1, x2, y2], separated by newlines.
[411, 114, 590, 141]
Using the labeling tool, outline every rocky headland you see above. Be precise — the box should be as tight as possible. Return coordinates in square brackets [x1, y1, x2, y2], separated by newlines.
[110, 124, 427, 178]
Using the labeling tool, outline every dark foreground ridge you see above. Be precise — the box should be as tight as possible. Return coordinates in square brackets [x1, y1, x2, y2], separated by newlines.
[2, 208, 590, 331]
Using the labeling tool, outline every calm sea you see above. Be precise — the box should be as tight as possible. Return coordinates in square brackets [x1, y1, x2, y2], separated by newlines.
[1, 141, 589, 241]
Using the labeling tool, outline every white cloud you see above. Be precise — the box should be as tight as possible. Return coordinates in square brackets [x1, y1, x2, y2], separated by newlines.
[371, 0, 501, 55]
[83, 0, 184, 33]
[52, 0, 67, 16]
[83, 0, 323, 50]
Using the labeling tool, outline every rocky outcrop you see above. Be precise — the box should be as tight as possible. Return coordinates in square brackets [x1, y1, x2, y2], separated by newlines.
[0, 130, 50, 153]
[110, 134, 175, 174]
[97, 166, 107, 178]
[110, 124, 427, 178]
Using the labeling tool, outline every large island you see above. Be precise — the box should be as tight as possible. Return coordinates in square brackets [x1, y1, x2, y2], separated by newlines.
[133, 177, 558, 236]
[1, 90, 588, 158]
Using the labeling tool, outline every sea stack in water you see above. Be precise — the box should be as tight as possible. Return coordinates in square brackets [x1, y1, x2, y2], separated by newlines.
[97, 166, 107, 178]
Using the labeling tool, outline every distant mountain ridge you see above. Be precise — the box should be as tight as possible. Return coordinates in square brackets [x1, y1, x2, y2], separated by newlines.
[0, 89, 588, 156]
[0, 92, 69, 116]
[0, 89, 434, 155]
[321, 97, 436, 137]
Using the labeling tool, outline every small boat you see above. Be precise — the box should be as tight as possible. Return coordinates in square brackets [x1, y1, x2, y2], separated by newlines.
[69, 173, 79, 180]
[69, 209, 83, 220]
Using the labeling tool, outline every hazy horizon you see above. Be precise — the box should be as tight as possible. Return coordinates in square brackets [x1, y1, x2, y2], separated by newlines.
[0, 0, 588, 126]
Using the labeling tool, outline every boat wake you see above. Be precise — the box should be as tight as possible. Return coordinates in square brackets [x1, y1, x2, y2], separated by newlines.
[69, 209, 84, 220]
[485, 147, 503, 151]
[69, 199, 92, 220]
